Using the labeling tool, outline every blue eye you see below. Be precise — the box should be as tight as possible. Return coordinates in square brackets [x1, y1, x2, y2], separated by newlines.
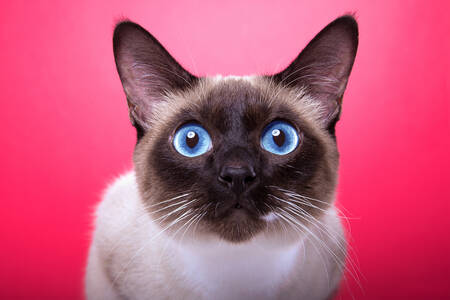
[260, 120, 299, 155]
[173, 123, 212, 157]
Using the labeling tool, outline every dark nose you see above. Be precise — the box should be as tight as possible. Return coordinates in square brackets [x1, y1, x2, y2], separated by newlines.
[218, 165, 257, 194]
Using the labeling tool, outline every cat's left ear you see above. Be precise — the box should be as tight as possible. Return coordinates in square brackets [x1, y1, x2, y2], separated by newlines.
[270, 15, 358, 134]
[113, 21, 198, 139]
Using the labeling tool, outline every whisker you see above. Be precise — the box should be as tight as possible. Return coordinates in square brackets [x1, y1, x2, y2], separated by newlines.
[280, 209, 344, 277]
[152, 199, 200, 225]
[148, 199, 189, 215]
[145, 193, 191, 209]
[110, 209, 193, 292]
[103, 193, 193, 258]
[179, 211, 206, 243]
[281, 204, 363, 292]
[268, 186, 356, 221]
[267, 186, 363, 285]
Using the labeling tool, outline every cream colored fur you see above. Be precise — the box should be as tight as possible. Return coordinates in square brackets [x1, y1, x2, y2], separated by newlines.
[85, 171, 345, 300]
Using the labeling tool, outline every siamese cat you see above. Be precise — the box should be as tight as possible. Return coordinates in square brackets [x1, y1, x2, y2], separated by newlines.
[85, 15, 358, 300]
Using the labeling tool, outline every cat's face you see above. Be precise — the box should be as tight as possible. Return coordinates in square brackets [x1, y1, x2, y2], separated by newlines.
[113, 16, 358, 243]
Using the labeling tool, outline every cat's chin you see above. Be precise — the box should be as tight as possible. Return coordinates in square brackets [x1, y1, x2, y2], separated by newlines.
[207, 208, 266, 243]
[227, 207, 251, 221]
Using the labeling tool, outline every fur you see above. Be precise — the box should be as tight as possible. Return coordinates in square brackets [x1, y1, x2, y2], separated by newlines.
[86, 172, 345, 300]
[86, 15, 358, 300]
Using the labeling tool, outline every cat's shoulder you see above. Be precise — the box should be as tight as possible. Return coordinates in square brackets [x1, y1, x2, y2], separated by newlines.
[91, 171, 143, 241]
[99, 171, 139, 214]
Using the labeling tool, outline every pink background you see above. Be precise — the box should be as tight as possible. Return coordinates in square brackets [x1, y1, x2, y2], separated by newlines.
[1, 0, 449, 299]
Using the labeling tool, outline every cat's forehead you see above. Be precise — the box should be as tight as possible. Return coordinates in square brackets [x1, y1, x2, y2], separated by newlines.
[197, 78, 274, 133]
[152, 76, 324, 135]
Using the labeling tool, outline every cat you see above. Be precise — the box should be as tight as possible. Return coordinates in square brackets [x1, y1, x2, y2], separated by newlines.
[85, 15, 358, 300]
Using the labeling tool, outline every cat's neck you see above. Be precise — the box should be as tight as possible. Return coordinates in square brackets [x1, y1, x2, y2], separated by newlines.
[167, 233, 303, 299]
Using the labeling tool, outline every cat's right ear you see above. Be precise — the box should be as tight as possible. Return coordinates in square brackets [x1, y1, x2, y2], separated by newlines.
[113, 21, 197, 139]
[269, 16, 358, 136]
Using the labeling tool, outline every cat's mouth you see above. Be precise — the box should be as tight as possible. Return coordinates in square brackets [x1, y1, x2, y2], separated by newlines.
[214, 197, 259, 219]
[207, 203, 266, 243]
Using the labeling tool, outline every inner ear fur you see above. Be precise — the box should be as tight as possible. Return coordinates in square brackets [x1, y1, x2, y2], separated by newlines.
[270, 15, 358, 135]
[113, 21, 198, 139]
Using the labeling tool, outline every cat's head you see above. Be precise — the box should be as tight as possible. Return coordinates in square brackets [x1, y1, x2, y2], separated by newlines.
[113, 16, 358, 243]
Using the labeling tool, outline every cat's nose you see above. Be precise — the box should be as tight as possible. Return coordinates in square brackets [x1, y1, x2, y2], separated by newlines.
[218, 165, 257, 194]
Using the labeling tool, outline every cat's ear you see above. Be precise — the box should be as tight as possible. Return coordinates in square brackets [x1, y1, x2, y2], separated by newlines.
[113, 21, 197, 139]
[271, 15, 358, 134]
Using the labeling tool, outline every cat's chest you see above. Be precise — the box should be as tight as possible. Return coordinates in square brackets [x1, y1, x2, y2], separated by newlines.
[171, 237, 302, 299]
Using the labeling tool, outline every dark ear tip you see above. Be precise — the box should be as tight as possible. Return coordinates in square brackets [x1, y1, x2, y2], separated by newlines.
[113, 21, 135, 48]
[115, 20, 139, 31]
[113, 20, 145, 40]
[113, 20, 152, 57]
[324, 15, 359, 55]
[332, 14, 359, 38]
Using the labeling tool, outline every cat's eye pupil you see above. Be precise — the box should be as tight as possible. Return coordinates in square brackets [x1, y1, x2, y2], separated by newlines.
[186, 131, 199, 148]
[272, 129, 285, 147]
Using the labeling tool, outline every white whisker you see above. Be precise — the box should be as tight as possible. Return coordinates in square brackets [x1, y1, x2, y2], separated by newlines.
[110, 209, 193, 292]
[274, 195, 363, 292]
[145, 193, 191, 209]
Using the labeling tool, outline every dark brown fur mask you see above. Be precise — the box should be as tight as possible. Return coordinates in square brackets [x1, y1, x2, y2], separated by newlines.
[113, 16, 358, 243]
